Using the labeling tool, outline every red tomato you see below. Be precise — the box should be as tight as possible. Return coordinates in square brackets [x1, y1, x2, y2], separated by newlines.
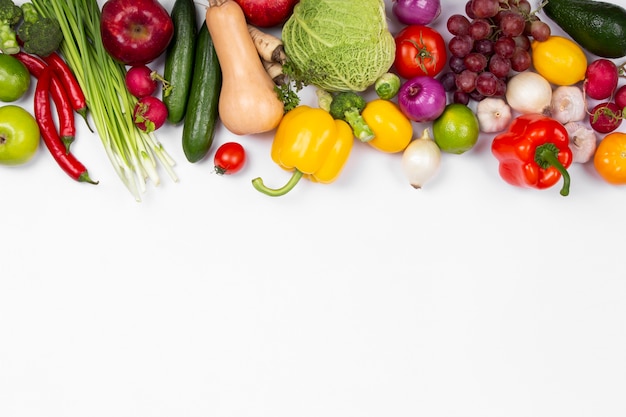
[394, 25, 447, 79]
[214, 142, 246, 175]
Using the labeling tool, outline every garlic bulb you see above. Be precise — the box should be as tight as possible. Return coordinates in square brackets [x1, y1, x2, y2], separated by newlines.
[476, 98, 512, 133]
[565, 122, 597, 163]
[550, 86, 586, 124]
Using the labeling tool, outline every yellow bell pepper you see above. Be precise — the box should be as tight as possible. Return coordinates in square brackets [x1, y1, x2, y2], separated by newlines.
[361, 99, 413, 153]
[252, 105, 353, 196]
[531, 36, 587, 86]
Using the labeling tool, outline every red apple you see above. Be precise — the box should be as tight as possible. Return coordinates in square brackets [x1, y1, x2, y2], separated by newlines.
[233, 0, 300, 28]
[100, 0, 174, 66]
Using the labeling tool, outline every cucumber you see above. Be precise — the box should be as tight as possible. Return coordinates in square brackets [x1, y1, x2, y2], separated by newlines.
[182, 21, 222, 163]
[163, 0, 197, 124]
[542, 0, 626, 59]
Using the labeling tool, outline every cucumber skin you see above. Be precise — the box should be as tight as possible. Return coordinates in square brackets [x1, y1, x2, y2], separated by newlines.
[182, 22, 222, 163]
[163, 0, 197, 125]
[543, 0, 626, 59]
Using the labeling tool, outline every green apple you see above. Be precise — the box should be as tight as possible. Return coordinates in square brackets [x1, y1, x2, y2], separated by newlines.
[0, 54, 31, 102]
[0, 105, 40, 166]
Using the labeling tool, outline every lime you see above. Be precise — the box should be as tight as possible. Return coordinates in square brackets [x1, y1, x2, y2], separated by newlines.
[0, 54, 31, 102]
[432, 103, 480, 154]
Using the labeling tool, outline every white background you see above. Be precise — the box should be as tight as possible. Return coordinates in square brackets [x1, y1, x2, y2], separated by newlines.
[2, 0, 626, 416]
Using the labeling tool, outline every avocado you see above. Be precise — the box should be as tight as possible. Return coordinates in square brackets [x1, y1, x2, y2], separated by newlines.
[542, 0, 626, 58]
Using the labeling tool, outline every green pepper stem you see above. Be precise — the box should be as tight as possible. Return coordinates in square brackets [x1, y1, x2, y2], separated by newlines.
[251, 170, 304, 197]
[61, 136, 75, 154]
[535, 143, 571, 197]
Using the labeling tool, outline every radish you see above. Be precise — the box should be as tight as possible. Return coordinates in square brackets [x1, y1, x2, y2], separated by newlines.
[133, 96, 168, 132]
[583, 59, 619, 100]
[589, 101, 623, 133]
[125, 65, 171, 98]
[615, 85, 626, 110]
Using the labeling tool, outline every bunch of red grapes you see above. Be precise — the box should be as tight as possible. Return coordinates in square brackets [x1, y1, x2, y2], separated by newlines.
[440, 0, 552, 104]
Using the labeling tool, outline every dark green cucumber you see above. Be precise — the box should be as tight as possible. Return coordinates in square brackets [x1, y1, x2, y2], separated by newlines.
[542, 0, 626, 59]
[182, 21, 222, 163]
[163, 0, 197, 124]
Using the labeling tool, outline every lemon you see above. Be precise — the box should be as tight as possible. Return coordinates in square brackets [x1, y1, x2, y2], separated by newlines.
[432, 103, 479, 154]
[531, 36, 587, 86]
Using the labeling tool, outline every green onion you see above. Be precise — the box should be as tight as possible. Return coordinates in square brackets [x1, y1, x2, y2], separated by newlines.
[32, 0, 177, 201]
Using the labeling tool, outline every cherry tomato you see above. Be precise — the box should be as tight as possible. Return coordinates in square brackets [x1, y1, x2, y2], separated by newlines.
[394, 25, 447, 79]
[214, 142, 246, 175]
[593, 132, 626, 185]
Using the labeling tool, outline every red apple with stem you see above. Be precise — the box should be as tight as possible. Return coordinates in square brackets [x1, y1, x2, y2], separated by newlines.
[233, 0, 300, 28]
[100, 0, 174, 66]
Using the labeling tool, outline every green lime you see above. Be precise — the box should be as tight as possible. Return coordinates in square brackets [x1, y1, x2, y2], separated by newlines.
[433, 103, 480, 154]
[0, 54, 31, 103]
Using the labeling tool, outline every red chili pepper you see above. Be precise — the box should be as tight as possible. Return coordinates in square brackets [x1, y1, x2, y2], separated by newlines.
[43, 52, 90, 127]
[34, 66, 98, 185]
[491, 113, 573, 196]
[14, 51, 76, 153]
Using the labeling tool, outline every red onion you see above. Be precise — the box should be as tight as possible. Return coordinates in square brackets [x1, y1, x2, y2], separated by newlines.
[392, 0, 442, 26]
[398, 76, 447, 122]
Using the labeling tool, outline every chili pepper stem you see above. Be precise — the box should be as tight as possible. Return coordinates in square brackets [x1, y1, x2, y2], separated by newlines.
[252, 170, 304, 197]
[78, 171, 98, 184]
[77, 108, 93, 132]
[535, 143, 571, 196]
[61, 136, 74, 154]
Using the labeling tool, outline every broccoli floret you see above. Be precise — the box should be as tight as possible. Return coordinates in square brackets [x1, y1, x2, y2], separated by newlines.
[328, 91, 375, 142]
[17, 2, 63, 57]
[0, 0, 22, 54]
[0, 0, 20, 25]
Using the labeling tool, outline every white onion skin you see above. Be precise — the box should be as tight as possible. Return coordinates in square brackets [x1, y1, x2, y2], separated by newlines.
[505, 71, 552, 115]
[401, 129, 441, 189]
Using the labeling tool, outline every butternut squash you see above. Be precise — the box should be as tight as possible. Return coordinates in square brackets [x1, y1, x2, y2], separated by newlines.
[205, 0, 285, 136]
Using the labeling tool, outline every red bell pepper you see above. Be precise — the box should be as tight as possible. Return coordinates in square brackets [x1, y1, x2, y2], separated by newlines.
[491, 114, 573, 196]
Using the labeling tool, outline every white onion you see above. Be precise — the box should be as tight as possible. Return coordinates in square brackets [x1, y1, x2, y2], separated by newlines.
[505, 71, 552, 115]
[401, 129, 441, 189]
